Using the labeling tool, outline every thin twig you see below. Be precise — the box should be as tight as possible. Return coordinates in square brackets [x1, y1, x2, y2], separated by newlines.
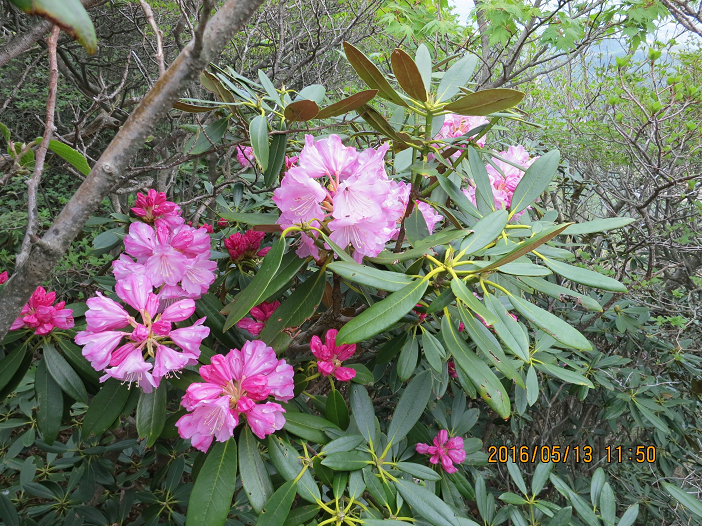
[138, 0, 166, 77]
[16, 27, 60, 269]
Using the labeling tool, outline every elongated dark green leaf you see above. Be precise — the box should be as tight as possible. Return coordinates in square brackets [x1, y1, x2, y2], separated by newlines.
[283, 413, 339, 444]
[329, 262, 415, 292]
[422, 330, 446, 372]
[0, 350, 31, 403]
[322, 451, 372, 471]
[387, 369, 432, 446]
[195, 294, 246, 350]
[282, 505, 319, 526]
[136, 385, 167, 447]
[497, 263, 551, 276]
[218, 212, 280, 225]
[546, 507, 572, 526]
[173, 100, 218, 113]
[519, 276, 602, 312]
[343, 42, 407, 106]
[190, 117, 228, 155]
[451, 279, 498, 326]
[258, 69, 282, 105]
[663, 483, 702, 519]
[480, 224, 570, 272]
[35, 359, 62, 445]
[358, 104, 401, 140]
[240, 427, 273, 513]
[467, 147, 494, 214]
[397, 334, 418, 381]
[0, 343, 27, 393]
[326, 389, 350, 429]
[563, 217, 635, 235]
[634, 401, 670, 433]
[484, 294, 529, 361]
[458, 305, 524, 388]
[368, 229, 472, 265]
[263, 252, 309, 301]
[284, 100, 319, 122]
[322, 435, 365, 454]
[535, 363, 594, 388]
[261, 269, 327, 352]
[508, 295, 591, 350]
[406, 205, 431, 246]
[542, 259, 627, 292]
[444, 88, 524, 116]
[48, 140, 90, 175]
[44, 343, 87, 403]
[186, 440, 237, 526]
[436, 173, 482, 220]
[257, 479, 297, 526]
[441, 317, 510, 418]
[264, 128, 288, 187]
[509, 150, 560, 214]
[82, 380, 130, 438]
[531, 462, 553, 496]
[267, 435, 320, 503]
[415, 44, 432, 91]
[250, 115, 269, 171]
[223, 237, 286, 329]
[0, 493, 19, 526]
[11, 0, 97, 53]
[436, 55, 478, 103]
[350, 384, 376, 446]
[392, 49, 427, 102]
[317, 90, 379, 119]
[394, 479, 459, 526]
[396, 462, 441, 481]
[336, 279, 428, 345]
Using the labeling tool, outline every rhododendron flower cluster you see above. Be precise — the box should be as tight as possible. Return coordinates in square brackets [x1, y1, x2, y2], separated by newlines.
[0, 271, 8, 284]
[463, 145, 539, 216]
[131, 189, 183, 228]
[237, 301, 280, 336]
[75, 274, 209, 392]
[176, 341, 294, 451]
[10, 286, 74, 335]
[273, 134, 442, 262]
[416, 430, 466, 474]
[435, 114, 489, 156]
[115, 210, 216, 301]
[224, 230, 270, 261]
[236, 146, 298, 170]
[310, 329, 356, 381]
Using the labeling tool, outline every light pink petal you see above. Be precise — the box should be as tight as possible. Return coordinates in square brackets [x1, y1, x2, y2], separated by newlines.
[85, 292, 130, 332]
[153, 345, 190, 380]
[170, 318, 209, 355]
[75, 330, 124, 371]
[334, 367, 356, 382]
[266, 360, 295, 402]
[317, 360, 335, 376]
[199, 354, 234, 386]
[124, 222, 157, 259]
[160, 298, 196, 323]
[240, 340, 278, 377]
[115, 274, 152, 311]
[246, 402, 286, 439]
[416, 443, 431, 455]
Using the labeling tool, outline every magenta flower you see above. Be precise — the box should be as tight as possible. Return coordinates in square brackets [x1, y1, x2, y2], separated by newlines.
[448, 361, 458, 378]
[176, 341, 294, 451]
[131, 189, 183, 228]
[10, 287, 74, 335]
[310, 329, 356, 381]
[224, 230, 268, 261]
[285, 155, 299, 170]
[416, 202, 444, 234]
[75, 274, 209, 392]
[236, 146, 255, 168]
[416, 430, 466, 474]
[237, 301, 280, 336]
[0, 271, 8, 284]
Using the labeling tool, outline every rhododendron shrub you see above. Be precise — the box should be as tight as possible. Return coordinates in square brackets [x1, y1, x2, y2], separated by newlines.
[2, 43, 642, 526]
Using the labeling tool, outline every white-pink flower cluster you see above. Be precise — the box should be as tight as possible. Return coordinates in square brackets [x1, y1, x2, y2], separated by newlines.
[436, 115, 489, 158]
[463, 145, 539, 217]
[273, 135, 442, 262]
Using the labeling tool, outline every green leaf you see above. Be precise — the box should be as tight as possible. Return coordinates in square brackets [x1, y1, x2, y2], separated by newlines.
[35, 359, 62, 445]
[190, 117, 229, 155]
[11, 0, 97, 53]
[321, 451, 372, 471]
[284, 100, 320, 121]
[136, 384, 167, 447]
[435, 173, 482, 220]
[283, 413, 340, 444]
[499, 492, 528, 505]
[0, 493, 19, 526]
[436, 55, 478, 103]
[250, 115, 269, 170]
[317, 90, 379, 119]
[326, 389, 350, 429]
[566, 490, 600, 526]
[186, 440, 238, 526]
[458, 209, 508, 256]
[634, 401, 670, 433]
[263, 251, 309, 301]
[239, 427, 274, 513]
[506, 460, 527, 494]
[441, 316, 510, 419]
[218, 212, 280, 225]
[0, 342, 27, 393]
[509, 150, 560, 215]
[519, 276, 603, 312]
[531, 462, 553, 496]
[336, 279, 429, 345]
[343, 42, 407, 106]
[526, 366, 539, 406]
[406, 205, 431, 246]
[599, 482, 616, 526]
[535, 363, 593, 388]
[497, 263, 551, 276]
[394, 479, 459, 526]
[322, 435, 365, 455]
[396, 462, 441, 481]
[542, 259, 627, 292]
[282, 505, 318, 526]
[546, 507, 572, 526]
[663, 483, 702, 519]
[509, 295, 592, 350]
[562, 217, 636, 235]
[618, 505, 639, 526]
[480, 224, 570, 271]
[264, 128, 288, 187]
[397, 333, 418, 381]
[223, 237, 286, 329]
[443, 88, 524, 116]
[484, 293, 529, 362]
[328, 262, 415, 292]
[422, 331, 446, 372]
[48, 140, 90, 175]
[387, 369, 432, 447]
[257, 479, 297, 526]
[195, 294, 246, 350]
[348, 363, 374, 385]
[467, 147, 494, 214]
[349, 385, 375, 446]
[368, 229, 472, 265]
[43, 343, 87, 403]
[258, 70, 282, 105]
[267, 436, 320, 503]
[451, 279, 498, 326]
[415, 44, 432, 91]
[392, 48, 427, 102]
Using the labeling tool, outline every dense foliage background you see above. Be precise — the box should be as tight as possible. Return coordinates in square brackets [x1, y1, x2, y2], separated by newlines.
[0, 1, 701, 526]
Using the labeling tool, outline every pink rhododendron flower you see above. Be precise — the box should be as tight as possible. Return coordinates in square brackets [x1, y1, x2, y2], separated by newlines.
[416, 202, 444, 234]
[131, 189, 184, 228]
[75, 274, 209, 392]
[188, 221, 214, 233]
[439, 115, 489, 148]
[217, 218, 229, 228]
[310, 329, 356, 381]
[237, 301, 280, 336]
[0, 271, 8, 284]
[10, 286, 74, 335]
[224, 230, 269, 261]
[285, 155, 299, 170]
[236, 146, 255, 168]
[298, 134, 359, 180]
[416, 430, 466, 474]
[176, 341, 294, 451]
[448, 361, 458, 378]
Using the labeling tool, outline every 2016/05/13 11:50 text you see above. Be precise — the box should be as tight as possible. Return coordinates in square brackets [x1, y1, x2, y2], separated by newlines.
[487, 445, 657, 463]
